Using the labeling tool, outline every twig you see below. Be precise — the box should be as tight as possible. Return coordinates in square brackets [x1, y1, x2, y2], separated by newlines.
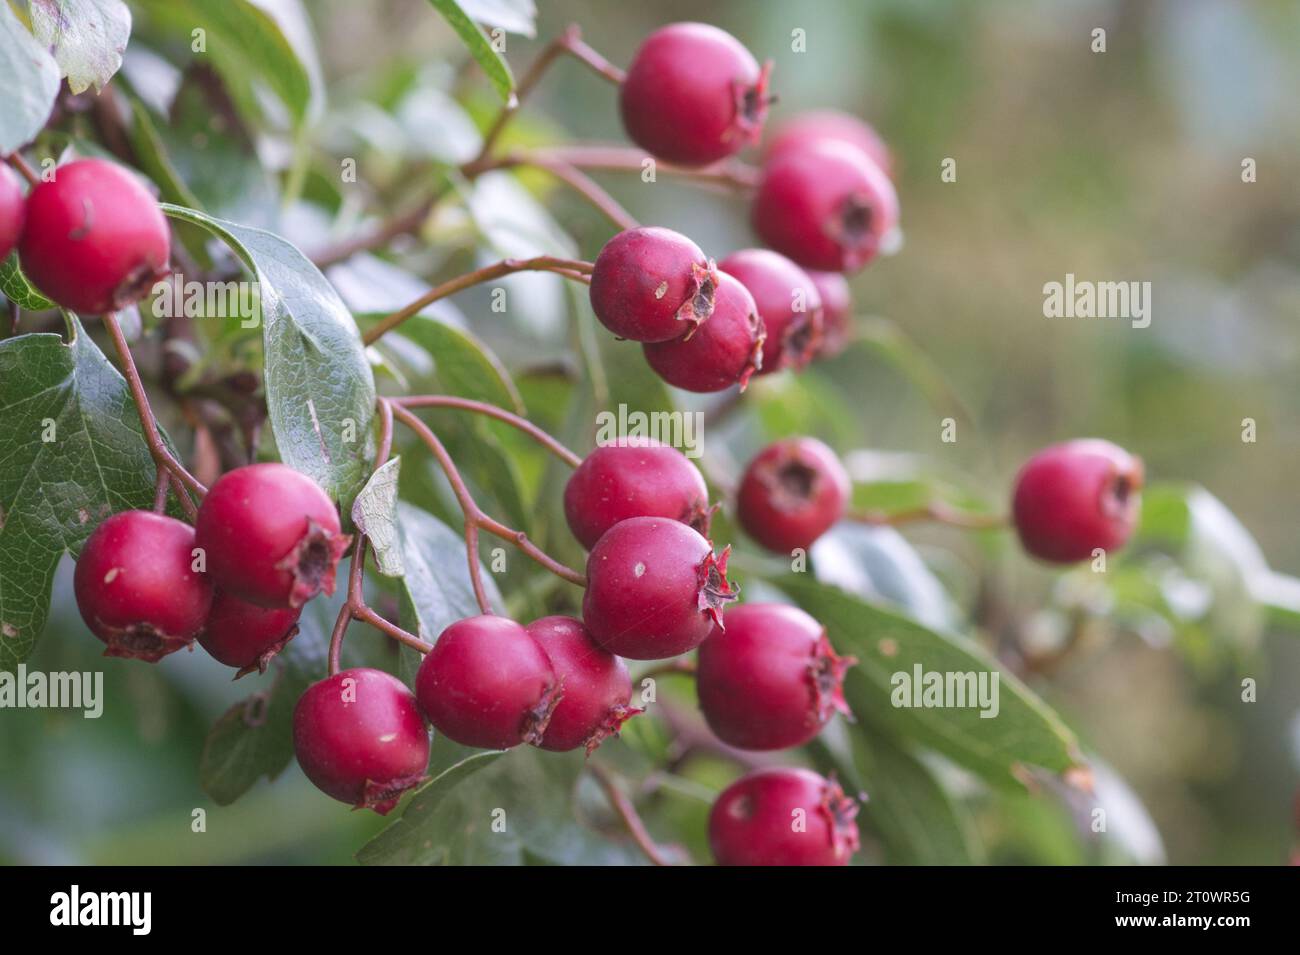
[504, 153, 639, 230]
[311, 190, 446, 270]
[588, 762, 683, 867]
[514, 145, 761, 192]
[850, 501, 1007, 530]
[6, 153, 40, 188]
[393, 395, 582, 468]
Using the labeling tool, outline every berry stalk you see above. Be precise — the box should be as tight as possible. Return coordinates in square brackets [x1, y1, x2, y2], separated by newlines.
[587, 761, 684, 866]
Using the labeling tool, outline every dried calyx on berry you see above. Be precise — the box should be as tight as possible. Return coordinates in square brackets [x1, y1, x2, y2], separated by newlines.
[643, 270, 766, 393]
[719, 249, 824, 375]
[589, 227, 720, 343]
[198, 590, 300, 678]
[737, 437, 851, 554]
[709, 767, 861, 866]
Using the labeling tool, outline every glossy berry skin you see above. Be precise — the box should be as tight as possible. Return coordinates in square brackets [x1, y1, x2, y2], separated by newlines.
[526, 616, 640, 754]
[698, 603, 854, 751]
[194, 463, 348, 609]
[763, 109, 893, 178]
[0, 164, 24, 262]
[620, 22, 771, 167]
[416, 615, 560, 750]
[718, 249, 823, 375]
[1012, 439, 1144, 563]
[18, 159, 170, 314]
[753, 140, 899, 273]
[198, 590, 300, 677]
[643, 271, 765, 393]
[73, 510, 212, 662]
[807, 270, 852, 356]
[293, 668, 429, 815]
[589, 227, 719, 342]
[737, 437, 851, 554]
[582, 516, 736, 660]
[709, 768, 860, 866]
[564, 438, 710, 550]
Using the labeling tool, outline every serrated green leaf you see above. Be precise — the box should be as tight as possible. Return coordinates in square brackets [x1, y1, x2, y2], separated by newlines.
[28, 0, 132, 94]
[0, 255, 55, 311]
[423, 0, 516, 104]
[0, 2, 61, 153]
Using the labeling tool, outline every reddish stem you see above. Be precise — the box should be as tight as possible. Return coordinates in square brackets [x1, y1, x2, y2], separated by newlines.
[588, 762, 684, 866]
[6, 153, 40, 188]
[393, 395, 582, 468]
[518, 145, 761, 192]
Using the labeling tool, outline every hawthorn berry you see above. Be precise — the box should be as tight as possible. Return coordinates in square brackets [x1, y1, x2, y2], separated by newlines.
[620, 22, 772, 167]
[0, 164, 24, 262]
[73, 510, 213, 662]
[526, 615, 640, 754]
[697, 603, 854, 751]
[718, 249, 823, 375]
[415, 615, 561, 750]
[194, 463, 348, 609]
[807, 270, 852, 356]
[18, 158, 170, 315]
[737, 437, 850, 554]
[293, 668, 430, 815]
[582, 516, 736, 660]
[589, 227, 718, 342]
[564, 438, 711, 550]
[198, 589, 300, 677]
[763, 109, 893, 178]
[753, 139, 899, 273]
[709, 767, 860, 866]
[1012, 439, 1144, 563]
[642, 270, 765, 393]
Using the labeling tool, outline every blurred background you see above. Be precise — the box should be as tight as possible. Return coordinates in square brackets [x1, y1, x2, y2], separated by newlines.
[2, 0, 1298, 864]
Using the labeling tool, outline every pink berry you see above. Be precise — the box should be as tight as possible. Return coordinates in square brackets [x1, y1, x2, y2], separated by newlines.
[763, 109, 893, 178]
[807, 270, 853, 356]
[589, 227, 719, 342]
[709, 768, 860, 866]
[198, 589, 300, 677]
[718, 249, 823, 375]
[0, 165, 25, 262]
[643, 270, 765, 393]
[737, 437, 850, 553]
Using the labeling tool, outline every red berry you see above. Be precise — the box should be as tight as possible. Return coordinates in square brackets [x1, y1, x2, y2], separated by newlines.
[73, 510, 213, 662]
[293, 668, 429, 814]
[718, 249, 823, 375]
[698, 603, 854, 750]
[0, 165, 25, 262]
[709, 768, 860, 866]
[807, 270, 852, 356]
[737, 437, 850, 553]
[18, 159, 170, 314]
[643, 270, 765, 393]
[194, 463, 348, 609]
[415, 615, 561, 750]
[753, 140, 899, 273]
[589, 227, 719, 342]
[564, 438, 711, 550]
[526, 615, 640, 754]
[1012, 439, 1144, 563]
[763, 109, 893, 178]
[198, 589, 300, 677]
[620, 23, 772, 167]
[582, 516, 736, 660]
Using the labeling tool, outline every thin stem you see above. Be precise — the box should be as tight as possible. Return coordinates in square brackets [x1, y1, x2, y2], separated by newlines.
[588, 762, 682, 867]
[152, 467, 169, 513]
[637, 658, 698, 682]
[850, 501, 1008, 530]
[510, 154, 639, 230]
[311, 189, 446, 270]
[394, 395, 582, 468]
[362, 255, 594, 346]
[6, 153, 40, 188]
[169, 473, 198, 521]
[517, 145, 761, 192]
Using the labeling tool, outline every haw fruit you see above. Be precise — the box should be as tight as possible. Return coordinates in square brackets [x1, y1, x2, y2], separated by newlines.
[807, 270, 852, 356]
[582, 516, 737, 660]
[763, 109, 893, 178]
[737, 437, 850, 553]
[198, 590, 300, 677]
[620, 22, 772, 167]
[293, 668, 429, 815]
[564, 438, 711, 550]
[718, 249, 823, 375]
[589, 227, 718, 342]
[415, 615, 561, 750]
[526, 615, 640, 754]
[709, 767, 860, 866]
[643, 270, 765, 392]
[74, 510, 213, 662]
[753, 140, 899, 273]
[0, 164, 24, 262]
[1012, 439, 1144, 563]
[18, 158, 170, 314]
[697, 603, 854, 750]
[194, 463, 348, 609]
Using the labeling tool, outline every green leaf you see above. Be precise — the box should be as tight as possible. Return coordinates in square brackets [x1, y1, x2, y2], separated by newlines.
[0, 2, 61, 153]
[28, 0, 132, 94]
[161, 204, 376, 507]
[423, 0, 516, 104]
[0, 255, 55, 311]
[0, 324, 158, 670]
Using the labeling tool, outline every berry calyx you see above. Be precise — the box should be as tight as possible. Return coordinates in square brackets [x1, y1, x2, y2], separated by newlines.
[709, 768, 860, 866]
[292, 668, 430, 815]
[582, 516, 737, 660]
[415, 615, 561, 750]
[73, 510, 213, 662]
[642, 270, 765, 393]
[763, 109, 893, 179]
[198, 589, 300, 677]
[807, 270, 853, 356]
[194, 463, 349, 609]
[1012, 439, 1144, 563]
[620, 22, 773, 167]
[737, 437, 850, 553]
[718, 249, 824, 375]
[18, 158, 171, 314]
[564, 438, 711, 550]
[0, 164, 25, 262]
[589, 227, 719, 342]
[526, 615, 641, 754]
[753, 139, 899, 273]
[698, 603, 854, 750]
